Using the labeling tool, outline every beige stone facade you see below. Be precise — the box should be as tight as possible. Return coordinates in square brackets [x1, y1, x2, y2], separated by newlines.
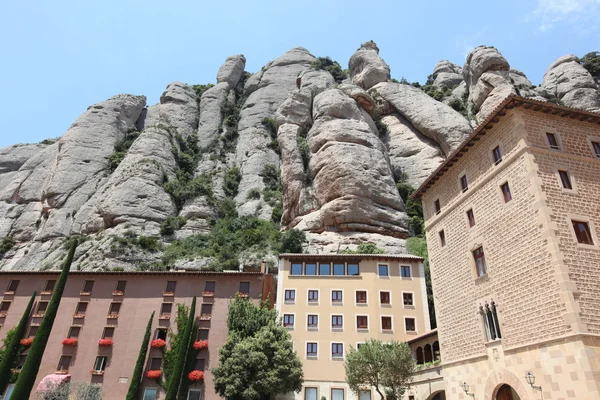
[413, 96, 600, 400]
[277, 254, 428, 400]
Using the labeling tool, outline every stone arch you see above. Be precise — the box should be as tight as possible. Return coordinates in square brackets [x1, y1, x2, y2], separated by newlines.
[424, 343, 433, 363]
[484, 368, 532, 400]
[426, 390, 446, 400]
[433, 341, 440, 361]
[416, 346, 424, 364]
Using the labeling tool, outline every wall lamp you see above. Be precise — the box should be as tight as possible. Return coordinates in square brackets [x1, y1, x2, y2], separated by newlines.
[525, 372, 542, 392]
[461, 382, 475, 398]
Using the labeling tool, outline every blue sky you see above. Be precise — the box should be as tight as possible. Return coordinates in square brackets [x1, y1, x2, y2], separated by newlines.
[1, 0, 598, 147]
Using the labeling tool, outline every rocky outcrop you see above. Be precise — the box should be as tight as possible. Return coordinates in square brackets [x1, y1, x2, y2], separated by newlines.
[349, 41, 390, 90]
[433, 60, 463, 88]
[541, 55, 600, 112]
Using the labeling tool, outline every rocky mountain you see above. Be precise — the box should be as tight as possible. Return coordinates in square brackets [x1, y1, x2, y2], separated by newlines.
[0, 43, 598, 271]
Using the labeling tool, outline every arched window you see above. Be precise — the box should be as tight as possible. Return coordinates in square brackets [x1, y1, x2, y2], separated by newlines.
[480, 300, 502, 341]
[424, 344, 433, 363]
[432, 341, 440, 361]
[416, 346, 424, 364]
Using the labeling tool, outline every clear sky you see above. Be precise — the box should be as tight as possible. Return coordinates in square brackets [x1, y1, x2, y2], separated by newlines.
[1, 0, 598, 147]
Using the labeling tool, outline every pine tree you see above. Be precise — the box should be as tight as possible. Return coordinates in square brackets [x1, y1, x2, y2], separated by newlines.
[11, 240, 78, 399]
[0, 291, 36, 394]
[126, 311, 155, 400]
[165, 296, 196, 400]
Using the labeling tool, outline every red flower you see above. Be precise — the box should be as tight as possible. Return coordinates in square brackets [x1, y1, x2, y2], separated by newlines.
[62, 338, 78, 346]
[98, 338, 114, 346]
[192, 340, 208, 350]
[146, 370, 161, 379]
[151, 339, 166, 349]
[188, 370, 204, 381]
[20, 338, 33, 346]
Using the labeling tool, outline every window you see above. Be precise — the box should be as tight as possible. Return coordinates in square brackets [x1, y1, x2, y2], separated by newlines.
[319, 263, 331, 275]
[347, 264, 359, 276]
[403, 293, 414, 306]
[306, 343, 318, 358]
[165, 281, 177, 294]
[115, 280, 127, 293]
[4, 385, 14, 400]
[305, 388, 318, 400]
[149, 358, 162, 370]
[283, 314, 295, 328]
[558, 170, 573, 190]
[67, 326, 81, 338]
[81, 280, 94, 294]
[307, 315, 318, 328]
[331, 343, 343, 358]
[473, 247, 487, 277]
[305, 263, 317, 275]
[17, 355, 26, 370]
[93, 356, 108, 372]
[592, 141, 600, 158]
[480, 300, 502, 341]
[160, 303, 172, 317]
[108, 302, 121, 316]
[143, 388, 158, 400]
[194, 358, 205, 371]
[492, 145, 502, 164]
[381, 316, 392, 331]
[359, 390, 371, 400]
[197, 328, 209, 341]
[331, 315, 343, 329]
[5, 280, 19, 293]
[284, 290, 296, 303]
[332, 290, 342, 304]
[43, 280, 56, 293]
[546, 132, 560, 150]
[405, 318, 416, 332]
[333, 263, 345, 276]
[239, 282, 250, 295]
[500, 182, 512, 203]
[439, 230, 446, 247]
[460, 175, 468, 192]
[291, 263, 303, 275]
[28, 325, 39, 337]
[401, 265, 411, 278]
[378, 264, 389, 277]
[355, 291, 367, 304]
[188, 389, 202, 400]
[0, 302, 10, 313]
[573, 220, 594, 245]
[204, 281, 215, 294]
[102, 327, 115, 339]
[356, 316, 368, 330]
[380, 291, 390, 305]
[75, 302, 87, 316]
[434, 199, 441, 215]
[36, 301, 48, 315]
[331, 389, 344, 400]
[201, 304, 212, 318]
[156, 328, 168, 341]
[466, 209, 475, 227]
[57, 355, 72, 372]
[308, 290, 319, 303]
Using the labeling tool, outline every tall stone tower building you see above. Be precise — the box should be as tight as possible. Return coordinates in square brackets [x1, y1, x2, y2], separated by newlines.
[414, 95, 600, 400]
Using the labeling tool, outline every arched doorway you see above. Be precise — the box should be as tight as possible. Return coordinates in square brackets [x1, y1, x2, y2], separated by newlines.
[426, 391, 446, 400]
[416, 347, 424, 364]
[424, 344, 433, 363]
[497, 385, 520, 400]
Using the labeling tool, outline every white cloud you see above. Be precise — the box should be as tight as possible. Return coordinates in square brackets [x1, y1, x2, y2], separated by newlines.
[531, 0, 600, 31]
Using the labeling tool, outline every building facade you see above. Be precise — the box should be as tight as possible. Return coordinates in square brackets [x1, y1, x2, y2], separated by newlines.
[277, 253, 429, 400]
[413, 95, 600, 400]
[0, 270, 275, 400]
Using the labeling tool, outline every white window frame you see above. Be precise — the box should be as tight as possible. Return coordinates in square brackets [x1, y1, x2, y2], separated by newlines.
[400, 264, 412, 279]
[380, 315, 394, 333]
[284, 288, 296, 304]
[307, 289, 320, 305]
[355, 314, 369, 332]
[354, 289, 368, 306]
[404, 316, 417, 334]
[331, 289, 344, 306]
[94, 356, 107, 372]
[283, 313, 296, 329]
[330, 341, 344, 360]
[305, 341, 319, 359]
[378, 290, 392, 307]
[402, 291, 415, 308]
[306, 313, 319, 330]
[331, 314, 343, 331]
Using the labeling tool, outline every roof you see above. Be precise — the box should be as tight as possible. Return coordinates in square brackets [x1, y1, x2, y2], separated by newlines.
[412, 95, 600, 199]
[0, 270, 266, 276]
[279, 253, 423, 261]
[407, 329, 438, 344]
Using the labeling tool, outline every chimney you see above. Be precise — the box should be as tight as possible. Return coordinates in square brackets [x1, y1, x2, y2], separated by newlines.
[260, 261, 266, 274]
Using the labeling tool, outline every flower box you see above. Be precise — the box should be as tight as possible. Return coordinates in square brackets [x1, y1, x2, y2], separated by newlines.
[90, 370, 104, 376]
[146, 370, 161, 380]
[107, 314, 119, 319]
[192, 340, 208, 350]
[98, 338, 114, 346]
[163, 291, 174, 296]
[202, 291, 214, 297]
[158, 314, 171, 320]
[41, 290, 53, 295]
[199, 314, 211, 321]
[151, 339, 166, 349]
[112, 290, 124, 296]
[20, 338, 33, 346]
[188, 370, 204, 382]
[62, 338, 78, 346]
[73, 313, 86, 319]
[237, 292, 249, 298]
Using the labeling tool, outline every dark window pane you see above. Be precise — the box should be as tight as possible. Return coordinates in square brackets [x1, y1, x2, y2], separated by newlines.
[380, 292, 390, 304]
[492, 146, 502, 164]
[68, 327, 81, 338]
[405, 318, 416, 331]
[116, 281, 127, 292]
[165, 281, 177, 293]
[573, 221, 594, 245]
[467, 209, 475, 227]
[547, 133, 559, 149]
[82, 281, 94, 293]
[378, 265, 388, 277]
[558, 170, 572, 190]
[401, 266, 411, 278]
[44, 280, 56, 292]
[439, 230, 446, 247]
[434, 199, 441, 214]
[149, 358, 162, 370]
[7, 280, 19, 292]
[347, 264, 359, 276]
[239, 282, 250, 294]
[501, 182, 512, 203]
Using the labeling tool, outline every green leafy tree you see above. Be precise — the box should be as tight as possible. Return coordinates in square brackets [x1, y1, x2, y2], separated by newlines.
[126, 311, 155, 400]
[0, 292, 36, 394]
[340, 243, 385, 254]
[277, 229, 306, 254]
[580, 51, 600, 79]
[11, 240, 78, 399]
[345, 339, 415, 400]
[212, 295, 303, 400]
[165, 297, 196, 400]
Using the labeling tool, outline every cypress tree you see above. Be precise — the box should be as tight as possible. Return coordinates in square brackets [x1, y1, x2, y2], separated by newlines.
[11, 240, 77, 399]
[165, 296, 196, 400]
[126, 311, 155, 400]
[0, 291, 36, 394]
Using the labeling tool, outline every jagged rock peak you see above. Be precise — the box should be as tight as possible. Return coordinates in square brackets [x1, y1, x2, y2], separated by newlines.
[463, 45, 510, 86]
[349, 40, 390, 90]
[217, 54, 246, 89]
[432, 60, 463, 89]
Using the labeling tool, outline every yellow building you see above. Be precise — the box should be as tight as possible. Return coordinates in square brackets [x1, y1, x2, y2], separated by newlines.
[277, 253, 428, 400]
[411, 95, 600, 400]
